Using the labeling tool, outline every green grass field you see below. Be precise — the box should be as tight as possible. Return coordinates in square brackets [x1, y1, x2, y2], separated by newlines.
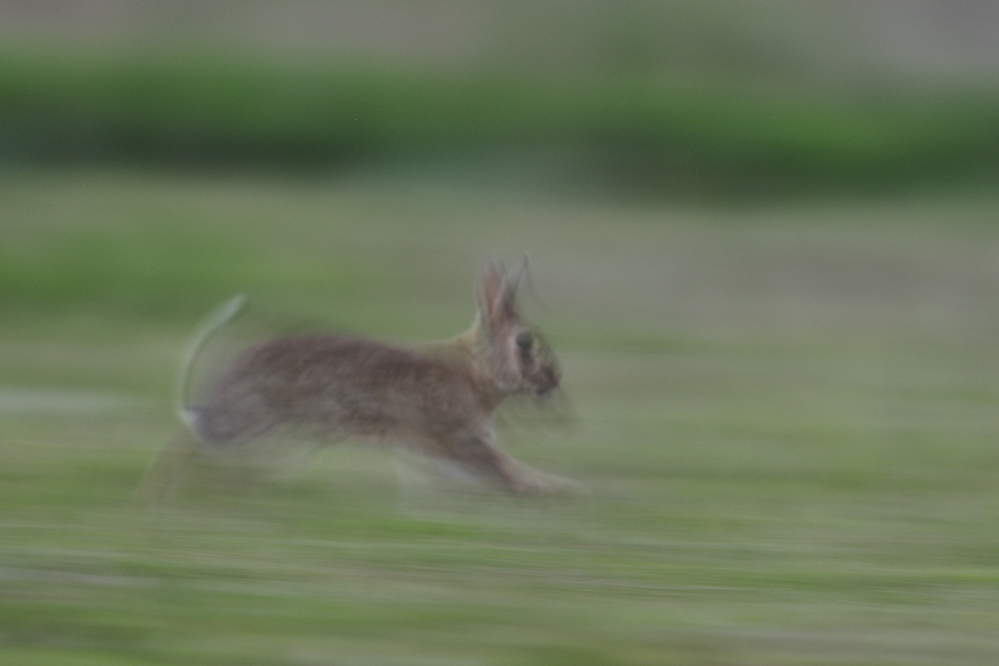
[2, 170, 999, 664]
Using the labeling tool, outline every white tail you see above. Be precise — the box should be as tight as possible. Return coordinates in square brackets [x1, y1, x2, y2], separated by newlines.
[174, 294, 246, 429]
[134, 294, 248, 506]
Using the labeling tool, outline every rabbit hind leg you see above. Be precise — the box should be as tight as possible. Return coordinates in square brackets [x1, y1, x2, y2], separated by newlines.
[133, 427, 201, 507]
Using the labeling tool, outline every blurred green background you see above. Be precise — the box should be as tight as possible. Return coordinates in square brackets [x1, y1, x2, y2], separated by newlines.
[2, 2, 999, 664]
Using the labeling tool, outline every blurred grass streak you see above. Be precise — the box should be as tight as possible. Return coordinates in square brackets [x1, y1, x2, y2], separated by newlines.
[1, 45, 998, 196]
[1, 171, 999, 663]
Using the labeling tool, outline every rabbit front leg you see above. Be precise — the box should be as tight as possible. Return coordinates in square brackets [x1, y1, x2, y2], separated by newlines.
[443, 433, 580, 496]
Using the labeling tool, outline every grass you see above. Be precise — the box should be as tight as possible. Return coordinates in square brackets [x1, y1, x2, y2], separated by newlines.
[1, 169, 999, 664]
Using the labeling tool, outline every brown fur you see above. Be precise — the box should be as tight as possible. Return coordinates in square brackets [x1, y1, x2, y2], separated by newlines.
[137, 257, 574, 503]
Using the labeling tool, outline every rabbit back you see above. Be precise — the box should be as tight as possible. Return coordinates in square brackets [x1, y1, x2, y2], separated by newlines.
[188, 335, 493, 446]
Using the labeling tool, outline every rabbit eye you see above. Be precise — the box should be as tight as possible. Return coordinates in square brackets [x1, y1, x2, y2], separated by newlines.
[515, 332, 534, 351]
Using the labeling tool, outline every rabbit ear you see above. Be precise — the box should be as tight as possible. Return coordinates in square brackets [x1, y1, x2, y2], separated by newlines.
[476, 256, 517, 330]
[507, 255, 529, 296]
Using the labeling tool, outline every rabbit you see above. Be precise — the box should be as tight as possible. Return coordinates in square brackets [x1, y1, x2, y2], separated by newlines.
[137, 257, 577, 504]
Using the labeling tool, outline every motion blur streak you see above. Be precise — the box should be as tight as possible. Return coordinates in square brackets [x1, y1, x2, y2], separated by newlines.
[1, 2, 998, 665]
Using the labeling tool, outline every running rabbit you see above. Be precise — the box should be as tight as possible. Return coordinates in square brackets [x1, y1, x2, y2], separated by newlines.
[138, 257, 575, 502]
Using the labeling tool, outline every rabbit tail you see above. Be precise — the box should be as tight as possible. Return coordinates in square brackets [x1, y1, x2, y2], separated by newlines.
[174, 294, 245, 429]
[135, 295, 246, 506]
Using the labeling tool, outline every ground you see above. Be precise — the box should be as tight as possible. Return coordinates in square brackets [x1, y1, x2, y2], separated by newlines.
[1, 170, 998, 665]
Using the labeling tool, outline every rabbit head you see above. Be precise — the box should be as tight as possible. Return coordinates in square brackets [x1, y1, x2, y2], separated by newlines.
[472, 257, 561, 398]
